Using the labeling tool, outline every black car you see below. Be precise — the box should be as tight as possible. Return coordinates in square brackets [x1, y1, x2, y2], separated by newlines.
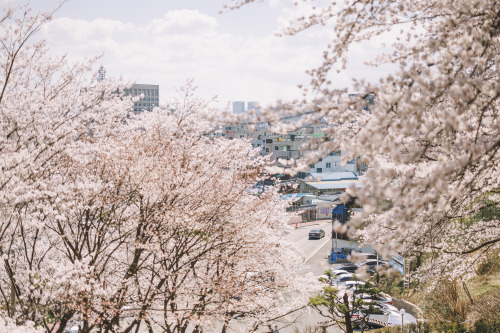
[308, 229, 325, 239]
[358, 259, 388, 268]
[334, 263, 359, 273]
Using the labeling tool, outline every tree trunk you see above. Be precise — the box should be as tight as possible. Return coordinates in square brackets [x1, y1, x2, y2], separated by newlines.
[9, 279, 16, 317]
[343, 293, 353, 333]
[55, 310, 76, 333]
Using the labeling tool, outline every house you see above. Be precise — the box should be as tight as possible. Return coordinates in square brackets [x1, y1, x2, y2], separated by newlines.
[299, 171, 361, 195]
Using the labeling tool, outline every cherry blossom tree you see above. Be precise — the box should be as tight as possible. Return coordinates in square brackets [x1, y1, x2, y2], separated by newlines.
[0, 5, 130, 331]
[228, 0, 500, 282]
[56, 91, 316, 333]
[0, 5, 317, 333]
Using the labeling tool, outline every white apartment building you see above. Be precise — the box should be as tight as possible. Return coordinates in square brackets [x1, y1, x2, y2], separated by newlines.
[307, 152, 357, 174]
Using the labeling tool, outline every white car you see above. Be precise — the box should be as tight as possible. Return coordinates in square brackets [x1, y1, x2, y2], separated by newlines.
[356, 292, 393, 304]
[329, 269, 350, 277]
[343, 281, 365, 290]
[332, 273, 356, 286]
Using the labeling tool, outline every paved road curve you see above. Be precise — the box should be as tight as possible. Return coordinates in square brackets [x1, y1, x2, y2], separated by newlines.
[278, 220, 376, 333]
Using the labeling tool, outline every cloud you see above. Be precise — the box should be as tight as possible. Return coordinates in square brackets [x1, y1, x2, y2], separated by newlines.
[39, 5, 394, 106]
[147, 10, 217, 35]
[44, 17, 134, 44]
[0, 0, 16, 6]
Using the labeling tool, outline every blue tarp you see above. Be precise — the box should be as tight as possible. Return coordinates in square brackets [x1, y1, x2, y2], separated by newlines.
[332, 204, 349, 223]
[332, 205, 347, 214]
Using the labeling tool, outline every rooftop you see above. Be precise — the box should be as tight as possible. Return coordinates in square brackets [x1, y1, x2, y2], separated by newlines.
[305, 171, 358, 181]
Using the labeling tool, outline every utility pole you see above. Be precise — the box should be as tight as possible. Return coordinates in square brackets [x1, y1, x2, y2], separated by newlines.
[331, 218, 338, 262]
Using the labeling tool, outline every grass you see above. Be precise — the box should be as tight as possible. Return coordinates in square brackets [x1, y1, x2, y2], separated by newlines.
[369, 250, 500, 324]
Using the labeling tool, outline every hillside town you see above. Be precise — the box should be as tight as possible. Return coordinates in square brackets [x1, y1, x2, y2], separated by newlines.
[1, 1, 499, 333]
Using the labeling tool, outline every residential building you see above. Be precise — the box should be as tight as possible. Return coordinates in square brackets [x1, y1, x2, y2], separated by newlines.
[232, 101, 245, 114]
[299, 171, 361, 196]
[247, 101, 260, 115]
[124, 84, 159, 113]
[306, 152, 357, 174]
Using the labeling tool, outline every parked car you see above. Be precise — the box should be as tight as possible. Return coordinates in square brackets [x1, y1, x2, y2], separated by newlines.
[343, 281, 365, 290]
[308, 229, 325, 239]
[333, 263, 359, 273]
[329, 269, 350, 278]
[349, 251, 378, 261]
[358, 259, 388, 268]
[356, 292, 393, 305]
[332, 273, 357, 286]
[317, 274, 329, 281]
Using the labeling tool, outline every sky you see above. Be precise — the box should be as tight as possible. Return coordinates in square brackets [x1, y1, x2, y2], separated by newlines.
[2, 0, 395, 108]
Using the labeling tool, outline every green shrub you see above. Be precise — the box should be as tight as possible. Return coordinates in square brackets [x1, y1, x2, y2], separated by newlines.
[473, 319, 500, 333]
[372, 320, 500, 333]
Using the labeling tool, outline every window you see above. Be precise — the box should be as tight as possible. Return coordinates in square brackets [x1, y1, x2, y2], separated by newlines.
[317, 168, 322, 173]
[266, 139, 273, 144]
[275, 146, 278, 150]
[266, 148, 269, 152]
[326, 163, 331, 168]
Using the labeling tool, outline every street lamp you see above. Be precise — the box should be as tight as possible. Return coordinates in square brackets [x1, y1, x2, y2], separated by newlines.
[399, 308, 405, 333]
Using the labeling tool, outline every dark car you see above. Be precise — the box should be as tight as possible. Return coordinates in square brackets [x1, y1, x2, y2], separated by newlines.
[308, 229, 325, 239]
[334, 263, 359, 273]
[358, 259, 388, 268]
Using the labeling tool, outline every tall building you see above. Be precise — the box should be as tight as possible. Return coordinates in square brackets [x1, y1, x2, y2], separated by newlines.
[124, 84, 159, 113]
[247, 101, 260, 115]
[247, 101, 260, 113]
[232, 101, 245, 114]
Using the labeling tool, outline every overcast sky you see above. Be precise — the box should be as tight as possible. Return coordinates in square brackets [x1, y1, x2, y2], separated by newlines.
[3, 0, 395, 107]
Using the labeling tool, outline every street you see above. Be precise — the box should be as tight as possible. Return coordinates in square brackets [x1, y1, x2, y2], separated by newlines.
[121, 220, 371, 332]
[278, 220, 376, 333]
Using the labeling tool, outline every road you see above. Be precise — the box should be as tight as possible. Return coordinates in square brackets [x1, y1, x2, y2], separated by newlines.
[277, 220, 376, 333]
[284, 220, 375, 276]
[124, 220, 372, 333]
[284, 221, 333, 270]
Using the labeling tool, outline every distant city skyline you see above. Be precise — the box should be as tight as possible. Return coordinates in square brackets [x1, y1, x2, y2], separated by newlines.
[4, 0, 396, 107]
